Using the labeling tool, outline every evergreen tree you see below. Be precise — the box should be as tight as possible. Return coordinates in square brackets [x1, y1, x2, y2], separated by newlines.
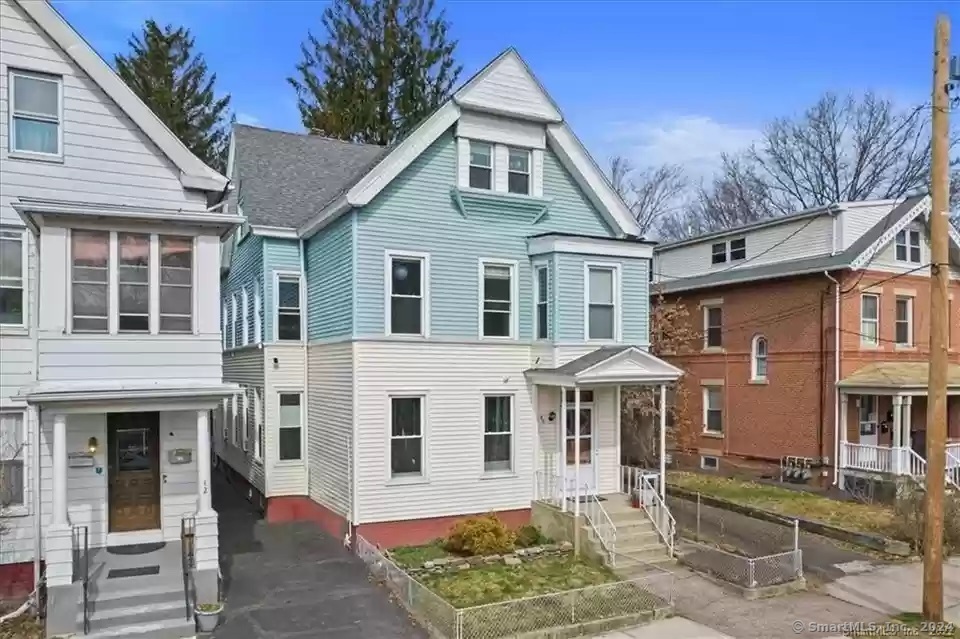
[115, 21, 231, 172]
[289, 0, 462, 145]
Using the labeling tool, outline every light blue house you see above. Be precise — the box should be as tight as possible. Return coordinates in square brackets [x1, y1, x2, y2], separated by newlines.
[215, 49, 682, 554]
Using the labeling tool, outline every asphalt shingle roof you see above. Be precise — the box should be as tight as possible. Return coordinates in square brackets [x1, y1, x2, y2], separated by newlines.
[231, 124, 388, 228]
[527, 346, 632, 375]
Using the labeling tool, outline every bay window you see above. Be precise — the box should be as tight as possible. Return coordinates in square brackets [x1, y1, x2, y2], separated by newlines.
[118, 233, 149, 332]
[535, 265, 549, 339]
[71, 230, 109, 332]
[481, 261, 515, 338]
[586, 264, 618, 340]
[159, 237, 192, 333]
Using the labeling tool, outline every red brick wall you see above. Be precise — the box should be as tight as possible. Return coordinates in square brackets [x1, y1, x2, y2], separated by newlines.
[356, 509, 531, 549]
[0, 562, 34, 600]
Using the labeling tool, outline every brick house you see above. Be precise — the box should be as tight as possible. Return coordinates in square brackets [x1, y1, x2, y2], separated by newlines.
[652, 194, 960, 490]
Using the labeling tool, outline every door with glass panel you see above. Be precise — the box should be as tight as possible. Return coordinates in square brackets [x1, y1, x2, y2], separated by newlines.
[563, 390, 597, 495]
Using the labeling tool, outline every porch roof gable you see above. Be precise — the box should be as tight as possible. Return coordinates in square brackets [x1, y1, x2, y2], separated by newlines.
[525, 346, 683, 386]
[837, 361, 960, 391]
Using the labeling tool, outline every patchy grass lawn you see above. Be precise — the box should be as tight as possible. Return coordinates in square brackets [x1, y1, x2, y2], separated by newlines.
[0, 612, 43, 639]
[419, 554, 617, 608]
[668, 471, 897, 536]
[856, 613, 960, 639]
[390, 541, 452, 568]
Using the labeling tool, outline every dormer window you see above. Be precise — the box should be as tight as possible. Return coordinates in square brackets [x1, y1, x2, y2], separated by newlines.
[507, 148, 530, 195]
[895, 228, 921, 264]
[710, 238, 746, 265]
[729, 238, 746, 261]
[711, 243, 726, 265]
[469, 141, 493, 190]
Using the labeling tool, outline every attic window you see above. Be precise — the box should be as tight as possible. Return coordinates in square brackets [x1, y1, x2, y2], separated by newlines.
[711, 243, 726, 265]
[729, 238, 746, 261]
[895, 229, 921, 264]
[469, 141, 493, 190]
[507, 148, 530, 195]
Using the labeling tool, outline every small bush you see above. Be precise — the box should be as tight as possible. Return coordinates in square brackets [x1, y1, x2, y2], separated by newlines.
[444, 514, 515, 556]
[892, 483, 960, 553]
[514, 524, 549, 548]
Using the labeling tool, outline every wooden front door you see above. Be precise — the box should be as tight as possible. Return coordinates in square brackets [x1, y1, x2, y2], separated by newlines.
[107, 413, 161, 533]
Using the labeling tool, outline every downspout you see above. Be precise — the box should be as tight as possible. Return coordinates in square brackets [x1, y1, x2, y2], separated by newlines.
[299, 238, 309, 500]
[824, 271, 841, 485]
[31, 234, 41, 590]
[817, 290, 825, 460]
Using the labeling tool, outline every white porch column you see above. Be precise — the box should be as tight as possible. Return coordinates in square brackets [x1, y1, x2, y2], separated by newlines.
[533, 384, 539, 501]
[838, 393, 849, 484]
[659, 384, 667, 500]
[903, 395, 913, 452]
[573, 387, 581, 517]
[45, 412, 75, 593]
[196, 409, 213, 514]
[560, 387, 568, 512]
[892, 395, 903, 475]
[52, 413, 68, 526]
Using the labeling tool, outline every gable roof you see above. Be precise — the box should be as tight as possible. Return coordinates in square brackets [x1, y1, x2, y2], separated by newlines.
[655, 195, 944, 294]
[15, 0, 227, 192]
[231, 124, 387, 228]
[228, 48, 638, 239]
[525, 346, 684, 386]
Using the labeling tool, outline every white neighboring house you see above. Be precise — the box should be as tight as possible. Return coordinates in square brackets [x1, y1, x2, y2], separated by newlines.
[0, 0, 241, 636]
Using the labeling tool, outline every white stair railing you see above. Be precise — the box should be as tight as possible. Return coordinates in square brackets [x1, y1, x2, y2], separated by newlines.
[581, 486, 617, 565]
[904, 449, 927, 480]
[637, 475, 676, 557]
[947, 451, 960, 489]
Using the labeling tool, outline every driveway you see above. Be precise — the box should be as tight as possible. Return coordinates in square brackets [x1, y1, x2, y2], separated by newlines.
[212, 472, 427, 639]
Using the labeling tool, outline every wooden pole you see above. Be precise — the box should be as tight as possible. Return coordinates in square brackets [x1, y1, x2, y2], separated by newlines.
[923, 13, 951, 623]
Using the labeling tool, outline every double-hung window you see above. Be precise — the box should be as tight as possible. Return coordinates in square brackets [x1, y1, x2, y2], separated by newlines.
[71, 230, 109, 332]
[240, 389, 249, 451]
[222, 301, 229, 348]
[118, 233, 149, 332]
[0, 412, 24, 507]
[895, 296, 913, 346]
[390, 396, 423, 477]
[703, 387, 723, 433]
[159, 237, 192, 333]
[703, 305, 723, 348]
[535, 265, 549, 339]
[507, 148, 530, 195]
[586, 265, 617, 340]
[278, 393, 302, 461]
[232, 293, 241, 346]
[483, 395, 512, 473]
[241, 288, 249, 346]
[711, 243, 727, 265]
[276, 275, 301, 341]
[752, 335, 768, 380]
[729, 238, 746, 261]
[0, 229, 25, 327]
[481, 261, 515, 338]
[895, 229, 922, 264]
[860, 294, 879, 346]
[9, 70, 61, 156]
[253, 284, 262, 344]
[388, 254, 425, 335]
[253, 388, 264, 462]
[469, 141, 493, 190]
[231, 394, 239, 446]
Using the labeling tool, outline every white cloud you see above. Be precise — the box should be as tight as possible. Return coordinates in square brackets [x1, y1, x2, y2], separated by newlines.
[235, 113, 261, 126]
[605, 115, 762, 183]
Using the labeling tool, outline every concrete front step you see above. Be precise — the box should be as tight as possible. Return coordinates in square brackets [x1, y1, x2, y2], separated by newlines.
[83, 617, 197, 639]
[80, 578, 192, 638]
[89, 583, 185, 615]
[83, 599, 190, 634]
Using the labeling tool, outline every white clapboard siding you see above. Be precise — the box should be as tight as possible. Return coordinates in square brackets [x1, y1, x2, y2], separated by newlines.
[354, 341, 535, 524]
[0, 230, 35, 402]
[306, 342, 353, 517]
[455, 51, 560, 122]
[217, 347, 266, 493]
[264, 343, 307, 497]
[838, 201, 897, 251]
[158, 411, 200, 543]
[456, 111, 546, 149]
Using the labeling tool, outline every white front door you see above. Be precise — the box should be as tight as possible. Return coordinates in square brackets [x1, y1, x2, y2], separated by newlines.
[564, 393, 596, 494]
[858, 395, 880, 469]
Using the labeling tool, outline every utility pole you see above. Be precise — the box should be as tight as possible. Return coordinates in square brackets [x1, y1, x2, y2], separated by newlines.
[923, 13, 951, 623]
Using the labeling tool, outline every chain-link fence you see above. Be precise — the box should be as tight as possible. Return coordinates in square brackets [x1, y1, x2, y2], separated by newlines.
[357, 536, 674, 639]
[668, 494, 803, 589]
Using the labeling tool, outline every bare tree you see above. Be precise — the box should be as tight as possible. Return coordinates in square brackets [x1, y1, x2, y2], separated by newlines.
[608, 155, 688, 236]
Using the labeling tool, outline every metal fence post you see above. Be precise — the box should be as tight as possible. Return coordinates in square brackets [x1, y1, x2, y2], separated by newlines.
[696, 493, 701, 541]
[748, 560, 756, 588]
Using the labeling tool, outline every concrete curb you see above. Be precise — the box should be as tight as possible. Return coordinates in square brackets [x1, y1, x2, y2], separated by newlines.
[666, 486, 912, 557]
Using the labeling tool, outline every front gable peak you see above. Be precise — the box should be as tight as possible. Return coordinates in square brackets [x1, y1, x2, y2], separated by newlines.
[453, 49, 562, 123]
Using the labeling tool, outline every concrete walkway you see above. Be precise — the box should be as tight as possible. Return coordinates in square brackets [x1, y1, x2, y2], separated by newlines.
[825, 558, 960, 619]
[596, 617, 733, 638]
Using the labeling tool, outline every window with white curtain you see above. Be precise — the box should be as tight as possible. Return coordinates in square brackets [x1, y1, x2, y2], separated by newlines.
[483, 395, 512, 472]
[9, 70, 61, 156]
[751, 336, 768, 380]
[860, 294, 879, 346]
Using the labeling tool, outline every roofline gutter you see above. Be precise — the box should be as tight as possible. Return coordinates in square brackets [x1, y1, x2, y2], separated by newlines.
[657, 261, 850, 294]
[298, 196, 351, 239]
[251, 224, 299, 239]
[823, 270, 841, 486]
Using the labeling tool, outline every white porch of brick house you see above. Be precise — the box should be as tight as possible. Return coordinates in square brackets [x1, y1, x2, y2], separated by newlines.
[525, 346, 684, 509]
[836, 362, 960, 488]
[22, 381, 238, 599]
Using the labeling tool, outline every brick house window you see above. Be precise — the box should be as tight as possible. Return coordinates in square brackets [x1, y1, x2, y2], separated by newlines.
[703, 306, 722, 348]
[860, 294, 879, 346]
[703, 387, 723, 433]
[751, 335, 768, 380]
[895, 296, 913, 346]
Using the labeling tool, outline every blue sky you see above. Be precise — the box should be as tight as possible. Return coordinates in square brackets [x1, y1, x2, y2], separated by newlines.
[54, 0, 957, 181]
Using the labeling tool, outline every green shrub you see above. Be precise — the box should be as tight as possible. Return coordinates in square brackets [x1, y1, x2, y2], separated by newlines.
[514, 524, 549, 548]
[444, 514, 516, 556]
[892, 483, 960, 553]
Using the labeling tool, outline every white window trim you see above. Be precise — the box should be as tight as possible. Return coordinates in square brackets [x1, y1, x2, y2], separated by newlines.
[231, 292, 240, 347]
[895, 228, 923, 264]
[468, 140, 494, 190]
[387, 393, 428, 483]
[0, 227, 28, 329]
[711, 242, 727, 265]
[231, 393, 239, 446]
[533, 263, 549, 341]
[221, 300, 228, 348]
[583, 261, 622, 342]
[506, 147, 531, 195]
[750, 335, 768, 381]
[221, 398, 229, 441]
[8, 68, 64, 160]
[0, 409, 27, 514]
[729, 238, 746, 261]
[481, 392, 515, 476]
[895, 295, 913, 347]
[253, 387, 264, 463]
[703, 304, 723, 349]
[273, 270, 304, 342]
[384, 250, 430, 338]
[700, 455, 719, 471]
[241, 288, 249, 346]
[702, 386, 723, 434]
[860, 293, 880, 347]
[253, 283, 262, 344]
[478, 258, 519, 340]
[276, 390, 305, 465]
[240, 388, 249, 451]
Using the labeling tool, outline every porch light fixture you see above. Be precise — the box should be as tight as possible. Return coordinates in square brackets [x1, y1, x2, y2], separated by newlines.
[87, 436, 98, 454]
[548, 411, 556, 422]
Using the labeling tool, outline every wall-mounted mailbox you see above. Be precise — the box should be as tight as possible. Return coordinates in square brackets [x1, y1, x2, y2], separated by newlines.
[68, 453, 95, 468]
[168, 449, 193, 465]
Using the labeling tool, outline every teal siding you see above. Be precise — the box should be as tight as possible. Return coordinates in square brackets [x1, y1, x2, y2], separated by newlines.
[555, 253, 650, 344]
[222, 233, 263, 346]
[263, 238, 302, 341]
[354, 130, 616, 338]
[306, 213, 354, 340]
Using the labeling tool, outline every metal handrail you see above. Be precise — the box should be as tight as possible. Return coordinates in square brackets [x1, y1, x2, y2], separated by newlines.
[581, 486, 617, 565]
[947, 451, 960, 489]
[181, 517, 196, 620]
[638, 475, 676, 557]
[71, 525, 89, 634]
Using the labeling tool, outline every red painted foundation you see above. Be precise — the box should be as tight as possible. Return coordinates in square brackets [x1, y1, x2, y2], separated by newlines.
[266, 496, 350, 539]
[356, 508, 532, 549]
[0, 562, 34, 600]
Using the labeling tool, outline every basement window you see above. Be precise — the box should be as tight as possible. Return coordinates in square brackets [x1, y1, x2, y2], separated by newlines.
[700, 455, 719, 471]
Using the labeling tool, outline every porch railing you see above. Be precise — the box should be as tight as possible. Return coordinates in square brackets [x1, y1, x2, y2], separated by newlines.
[619, 465, 659, 497]
[71, 525, 90, 634]
[636, 474, 675, 557]
[841, 443, 896, 474]
[180, 516, 196, 620]
[948, 451, 960, 489]
[581, 486, 617, 564]
[534, 470, 579, 511]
